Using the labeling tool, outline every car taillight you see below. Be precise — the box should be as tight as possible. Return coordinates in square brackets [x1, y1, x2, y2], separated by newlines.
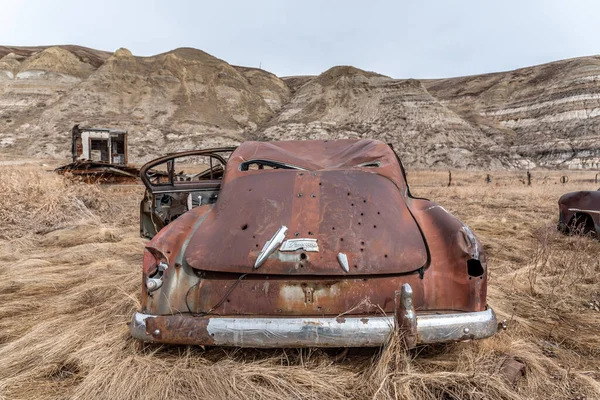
[143, 248, 168, 293]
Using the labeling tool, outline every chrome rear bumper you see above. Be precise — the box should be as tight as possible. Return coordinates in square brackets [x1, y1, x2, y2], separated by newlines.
[130, 284, 497, 348]
[131, 308, 497, 348]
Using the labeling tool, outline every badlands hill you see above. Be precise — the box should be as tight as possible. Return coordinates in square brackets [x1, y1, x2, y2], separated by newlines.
[1, 45, 599, 168]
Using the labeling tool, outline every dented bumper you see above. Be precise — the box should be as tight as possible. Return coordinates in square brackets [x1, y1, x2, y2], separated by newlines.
[130, 284, 497, 348]
[130, 308, 496, 348]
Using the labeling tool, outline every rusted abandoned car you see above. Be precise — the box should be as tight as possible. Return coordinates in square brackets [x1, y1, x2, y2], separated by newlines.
[558, 189, 600, 235]
[131, 139, 497, 348]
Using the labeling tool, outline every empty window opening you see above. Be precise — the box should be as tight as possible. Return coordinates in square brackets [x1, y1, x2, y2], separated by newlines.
[240, 160, 304, 171]
[357, 161, 381, 168]
[90, 139, 109, 162]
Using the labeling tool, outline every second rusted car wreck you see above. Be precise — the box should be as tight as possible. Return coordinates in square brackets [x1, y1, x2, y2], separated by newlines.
[558, 189, 600, 236]
[131, 139, 497, 348]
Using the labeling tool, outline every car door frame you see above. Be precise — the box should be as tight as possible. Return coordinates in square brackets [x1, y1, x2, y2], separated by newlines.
[139, 147, 237, 238]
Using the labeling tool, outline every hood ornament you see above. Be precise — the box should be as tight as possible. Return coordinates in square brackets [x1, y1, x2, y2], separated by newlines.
[254, 225, 288, 269]
[337, 252, 349, 272]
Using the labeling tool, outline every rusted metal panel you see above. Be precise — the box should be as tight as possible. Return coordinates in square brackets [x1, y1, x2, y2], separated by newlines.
[144, 245, 484, 318]
[408, 199, 488, 312]
[144, 268, 485, 316]
[179, 273, 428, 316]
[499, 358, 526, 385]
[185, 169, 427, 276]
[55, 160, 141, 184]
[145, 315, 216, 346]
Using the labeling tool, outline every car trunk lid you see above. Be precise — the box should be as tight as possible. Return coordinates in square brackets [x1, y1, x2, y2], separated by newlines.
[185, 169, 427, 275]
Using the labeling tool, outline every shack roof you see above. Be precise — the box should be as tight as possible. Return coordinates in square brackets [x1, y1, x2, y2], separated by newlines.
[78, 127, 127, 134]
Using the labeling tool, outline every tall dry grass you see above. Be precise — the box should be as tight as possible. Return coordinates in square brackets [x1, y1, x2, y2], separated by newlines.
[0, 166, 599, 399]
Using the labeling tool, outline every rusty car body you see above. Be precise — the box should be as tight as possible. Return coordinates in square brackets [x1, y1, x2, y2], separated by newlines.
[558, 189, 600, 235]
[131, 139, 497, 348]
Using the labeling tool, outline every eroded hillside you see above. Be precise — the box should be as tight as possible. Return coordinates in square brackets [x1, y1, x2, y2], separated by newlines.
[0, 46, 289, 162]
[259, 67, 508, 168]
[425, 56, 600, 169]
[1, 45, 599, 168]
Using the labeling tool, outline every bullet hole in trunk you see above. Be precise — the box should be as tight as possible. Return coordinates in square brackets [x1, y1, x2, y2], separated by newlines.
[467, 259, 484, 277]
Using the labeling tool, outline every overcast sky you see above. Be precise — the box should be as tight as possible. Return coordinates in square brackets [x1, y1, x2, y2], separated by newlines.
[1, 0, 598, 78]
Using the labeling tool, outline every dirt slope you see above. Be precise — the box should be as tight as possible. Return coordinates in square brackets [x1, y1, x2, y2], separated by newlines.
[0, 45, 112, 68]
[1, 45, 599, 168]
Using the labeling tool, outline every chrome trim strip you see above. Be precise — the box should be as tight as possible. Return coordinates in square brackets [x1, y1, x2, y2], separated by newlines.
[254, 225, 288, 269]
[568, 208, 600, 215]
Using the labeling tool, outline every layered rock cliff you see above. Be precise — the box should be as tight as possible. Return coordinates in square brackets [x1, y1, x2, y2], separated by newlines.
[1, 45, 599, 169]
[258, 67, 503, 168]
[425, 56, 600, 169]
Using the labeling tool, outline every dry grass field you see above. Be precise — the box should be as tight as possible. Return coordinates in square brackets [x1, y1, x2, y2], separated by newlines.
[0, 164, 599, 399]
